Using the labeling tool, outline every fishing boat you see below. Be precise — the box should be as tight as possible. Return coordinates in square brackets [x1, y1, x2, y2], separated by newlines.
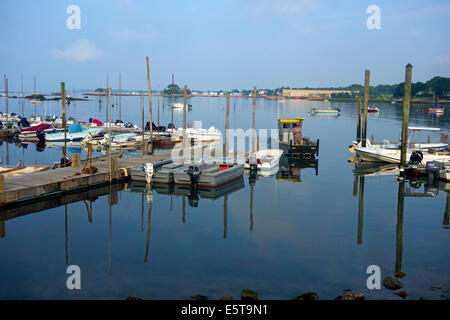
[311, 107, 340, 115]
[275, 117, 319, 157]
[244, 149, 283, 172]
[1, 165, 50, 177]
[173, 162, 244, 188]
[45, 123, 103, 142]
[169, 126, 222, 142]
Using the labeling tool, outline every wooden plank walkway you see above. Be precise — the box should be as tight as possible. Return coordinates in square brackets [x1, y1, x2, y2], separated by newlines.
[0, 150, 173, 207]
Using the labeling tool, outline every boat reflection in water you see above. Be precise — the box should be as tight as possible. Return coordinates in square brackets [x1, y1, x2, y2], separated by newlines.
[276, 154, 318, 183]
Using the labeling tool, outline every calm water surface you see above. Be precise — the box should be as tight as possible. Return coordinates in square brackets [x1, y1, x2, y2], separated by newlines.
[0, 96, 449, 299]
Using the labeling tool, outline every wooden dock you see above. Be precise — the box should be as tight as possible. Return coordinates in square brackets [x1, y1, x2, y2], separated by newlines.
[0, 150, 173, 207]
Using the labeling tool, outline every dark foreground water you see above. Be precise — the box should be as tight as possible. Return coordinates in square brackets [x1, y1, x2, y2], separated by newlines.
[0, 96, 449, 299]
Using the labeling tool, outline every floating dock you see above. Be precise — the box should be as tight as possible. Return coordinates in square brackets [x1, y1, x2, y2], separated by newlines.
[0, 150, 173, 207]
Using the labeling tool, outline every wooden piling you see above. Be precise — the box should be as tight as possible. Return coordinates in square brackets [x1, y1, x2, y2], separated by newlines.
[4, 75, 8, 136]
[224, 92, 230, 159]
[61, 82, 67, 166]
[146, 57, 153, 146]
[356, 97, 362, 142]
[362, 70, 370, 147]
[400, 64, 413, 167]
[252, 86, 256, 153]
[0, 174, 4, 206]
[119, 72, 122, 121]
[171, 73, 174, 126]
[183, 85, 187, 150]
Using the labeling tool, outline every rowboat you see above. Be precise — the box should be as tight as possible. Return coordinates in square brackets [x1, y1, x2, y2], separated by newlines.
[1, 165, 50, 177]
[173, 162, 244, 188]
[244, 149, 283, 172]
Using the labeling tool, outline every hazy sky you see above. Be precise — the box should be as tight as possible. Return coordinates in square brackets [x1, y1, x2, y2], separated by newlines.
[1, 0, 449, 92]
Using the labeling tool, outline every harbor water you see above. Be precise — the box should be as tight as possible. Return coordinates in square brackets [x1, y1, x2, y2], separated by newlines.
[0, 96, 449, 299]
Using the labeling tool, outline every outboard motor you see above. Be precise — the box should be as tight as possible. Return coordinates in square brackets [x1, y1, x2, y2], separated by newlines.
[186, 165, 200, 188]
[124, 122, 133, 128]
[249, 152, 258, 175]
[36, 129, 46, 142]
[167, 123, 175, 130]
[425, 161, 444, 183]
[60, 156, 72, 168]
[408, 150, 423, 165]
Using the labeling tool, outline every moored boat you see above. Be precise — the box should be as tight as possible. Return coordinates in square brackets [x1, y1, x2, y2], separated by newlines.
[45, 123, 103, 142]
[244, 149, 283, 172]
[275, 117, 319, 157]
[311, 107, 340, 115]
[173, 162, 244, 188]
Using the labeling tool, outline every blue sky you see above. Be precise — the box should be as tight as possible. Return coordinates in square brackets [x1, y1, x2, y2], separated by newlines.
[0, 0, 449, 92]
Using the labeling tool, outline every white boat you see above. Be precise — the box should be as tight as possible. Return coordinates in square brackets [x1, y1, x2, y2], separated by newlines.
[354, 147, 450, 164]
[173, 162, 244, 188]
[244, 149, 283, 172]
[169, 126, 222, 142]
[30, 99, 43, 105]
[45, 123, 103, 142]
[349, 126, 448, 154]
[311, 107, 340, 114]
[172, 102, 184, 108]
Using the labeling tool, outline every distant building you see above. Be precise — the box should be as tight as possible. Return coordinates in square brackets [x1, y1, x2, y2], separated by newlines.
[282, 89, 352, 98]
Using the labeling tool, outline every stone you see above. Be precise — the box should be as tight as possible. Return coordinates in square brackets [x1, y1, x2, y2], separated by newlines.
[382, 276, 403, 290]
[241, 289, 258, 300]
[342, 290, 365, 301]
[395, 291, 407, 299]
[126, 296, 142, 300]
[293, 292, 319, 300]
[191, 294, 207, 300]
[220, 295, 233, 300]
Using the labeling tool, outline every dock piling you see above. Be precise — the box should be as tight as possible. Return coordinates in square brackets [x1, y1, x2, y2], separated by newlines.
[252, 86, 256, 153]
[356, 97, 362, 142]
[61, 82, 67, 166]
[400, 64, 413, 167]
[362, 70, 370, 147]
[146, 57, 153, 147]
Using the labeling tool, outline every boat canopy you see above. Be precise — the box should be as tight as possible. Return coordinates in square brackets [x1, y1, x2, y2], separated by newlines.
[68, 123, 82, 133]
[278, 117, 304, 123]
[408, 126, 440, 131]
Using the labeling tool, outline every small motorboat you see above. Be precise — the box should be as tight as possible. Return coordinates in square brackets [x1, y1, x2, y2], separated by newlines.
[169, 126, 222, 142]
[368, 107, 379, 113]
[45, 123, 103, 142]
[174, 162, 244, 188]
[244, 149, 283, 173]
[18, 123, 53, 140]
[311, 107, 340, 115]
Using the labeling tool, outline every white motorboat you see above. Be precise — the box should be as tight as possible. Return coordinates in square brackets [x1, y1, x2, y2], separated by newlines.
[244, 149, 283, 172]
[169, 126, 222, 142]
[45, 123, 103, 142]
[311, 107, 340, 115]
[349, 126, 448, 154]
[354, 147, 450, 164]
[173, 162, 244, 188]
[172, 102, 184, 108]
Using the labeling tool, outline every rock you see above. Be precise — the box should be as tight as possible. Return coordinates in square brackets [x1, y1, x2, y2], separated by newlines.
[342, 290, 365, 301]
[293, 292, 319, 300]
[126, 296, 142, 300]
[382, 276, 403, 290]
[241, 289, 258, 300]
[220, 295, 233, 300]
[395, 291, 407, 299]
[191, 294, 207, 300]
[394, 271, 406, 278]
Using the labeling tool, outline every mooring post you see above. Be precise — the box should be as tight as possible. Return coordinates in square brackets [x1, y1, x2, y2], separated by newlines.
[183, 85, 187, 151]
[171, 73, 174, 126]
[0, 174, 4, 206]
[400, 64, 413, 167]
[119, 72, 122, 121]
[356, 97, 362, 143]
[146, 57, 153, 151]
[252, 86, 256, 153]
[61, 82, 67, 167]
[224, 92, 230, 160]
[362, 70, 370, 147]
